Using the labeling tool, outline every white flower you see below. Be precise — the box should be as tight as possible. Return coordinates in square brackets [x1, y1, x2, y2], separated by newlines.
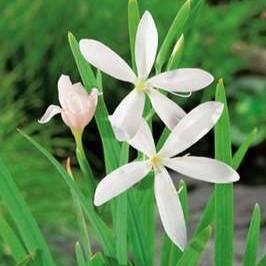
[79, 11, 214, 141]
[94, 102, 240, 250]
[39, 75, 99, 132]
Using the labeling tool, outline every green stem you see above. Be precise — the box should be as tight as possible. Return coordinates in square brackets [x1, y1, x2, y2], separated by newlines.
[73, 129, 96, 194]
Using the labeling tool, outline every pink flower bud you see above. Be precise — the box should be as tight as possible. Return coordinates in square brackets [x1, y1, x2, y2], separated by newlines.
[39, 74, 99, 131]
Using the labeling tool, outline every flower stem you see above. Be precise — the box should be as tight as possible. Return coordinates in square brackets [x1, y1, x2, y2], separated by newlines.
[72, 130, 96, 195]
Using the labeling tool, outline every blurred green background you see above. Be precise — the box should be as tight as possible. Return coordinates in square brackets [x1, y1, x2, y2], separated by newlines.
[0, 0, 265, 265]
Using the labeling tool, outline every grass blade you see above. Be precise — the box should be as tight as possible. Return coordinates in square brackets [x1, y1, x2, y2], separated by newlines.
[115, 142, 129, 265]
[176, 226, 212, 266]
[128, 0, 140, 72]
[156, 0, 191, 72]
[19, 130, 115, 258]
[243, 204, 261, 266]
[214, 79, 233, 266]
[0, 157, 56, 266]
[75, 242, 87, 266]
[232, 128, 257, 170]
[68, 32, 95, 88]
[88, 253, 105, 266]
[0, 214, 27, 262]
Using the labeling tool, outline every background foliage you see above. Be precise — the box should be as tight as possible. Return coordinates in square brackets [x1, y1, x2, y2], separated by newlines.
[0, 0, 265, 265]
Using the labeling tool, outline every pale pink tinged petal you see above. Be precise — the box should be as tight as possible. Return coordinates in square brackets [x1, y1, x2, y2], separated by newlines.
[64, 83, 90, 114]
[135, 11, 158, 79]
[165, 156, 240, 183]
[159, 102, 224, 158]
[109, 90, 145, 141]
[148, 68, 214, 92]
[154, 167, 187, 250]
[127, 118, 156, 156]
[79, 39, 137, 83]
[94, 161, 152, 206]
[38, 105, 62, 124]
[57, 74, 73, 109]
[147, 89, 186, 130]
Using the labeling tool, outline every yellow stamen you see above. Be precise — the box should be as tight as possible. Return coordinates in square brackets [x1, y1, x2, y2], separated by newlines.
[150, 155, 162, 169]
[135, 80, 146, 92]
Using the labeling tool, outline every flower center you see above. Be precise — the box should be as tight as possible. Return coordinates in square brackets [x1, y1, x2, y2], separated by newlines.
[135, 80, 146, 92]
[150, 155, 162, 170]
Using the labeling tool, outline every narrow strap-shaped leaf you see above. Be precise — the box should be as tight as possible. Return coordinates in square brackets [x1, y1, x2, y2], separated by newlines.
[68, 32, 96, 88]
[115, 142, 129, 265]
[243, 204, 261, 266]
[128, 191, 152, 266]
[75, 242, 87, 266]
[67, 159, 92, 260]
[15, 252, 38, 266]
[166, 34, 185, 71]
[0, 214, 27, 262]
[195, 126, 256, 236]
[0, 158, 56, 266]
[128, 0, 140, 72]
[257, 254, 266, 266]
[68, 33, 120, 173]
[160, 234, 172, 266]
[214, 79, 233, 266]
[88, 253, 106, 266]
[156, 0, 191, 72]
[176, 226, 212, 266]
[19, 130, 115, 257]
[194, 193, 215, 236]
[232, 128, 257, 170]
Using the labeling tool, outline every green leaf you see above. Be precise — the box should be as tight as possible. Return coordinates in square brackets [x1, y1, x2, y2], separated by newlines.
[232, 128, 257, 170]
[257, 254, 266, 266]
[128, 192, 152, 266]
[0, 157, 56, 266]
[75, 242, 87, 266]
[115, 142, 129, 265]
[160, 234, 172, 266]
[19, 130, 115, 258]
[88, 253, 105, 266]
[214, 79, 233, 266]
[179, 180, 189, 225]
[68, 33, 121, 173]
[68, 32, 96, 89]
[176, 226, 212, 266]
[0, 214, 26, 262]
[243, 204, 261, 266]
[128, 0, 140, 72]
[15, 252, 38, 266]
[166, 34, 185, 70]
[194, 193, 215, 236]
[156, 0, 191, 72]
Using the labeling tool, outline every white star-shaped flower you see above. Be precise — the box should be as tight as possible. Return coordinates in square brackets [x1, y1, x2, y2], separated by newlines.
[80, 11, 214, 141]
[94, 101, 240, 250]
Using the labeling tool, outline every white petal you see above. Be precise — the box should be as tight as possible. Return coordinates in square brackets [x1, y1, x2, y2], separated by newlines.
[58, 74, 73, 109]
[159, 102, 224, 158]
[154, 167, 187, 250]
[38, 105, 62, 124]
[79, 39, 137, 83]
[147, 89, 186, 130]
[165, 156, 240, 183]
[94, 161, 151, 206]
[109, 90, 145, 141]
[148, 68, 214, 92]
[127, 118, 156, 157]
[135, 11, 158, 79]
